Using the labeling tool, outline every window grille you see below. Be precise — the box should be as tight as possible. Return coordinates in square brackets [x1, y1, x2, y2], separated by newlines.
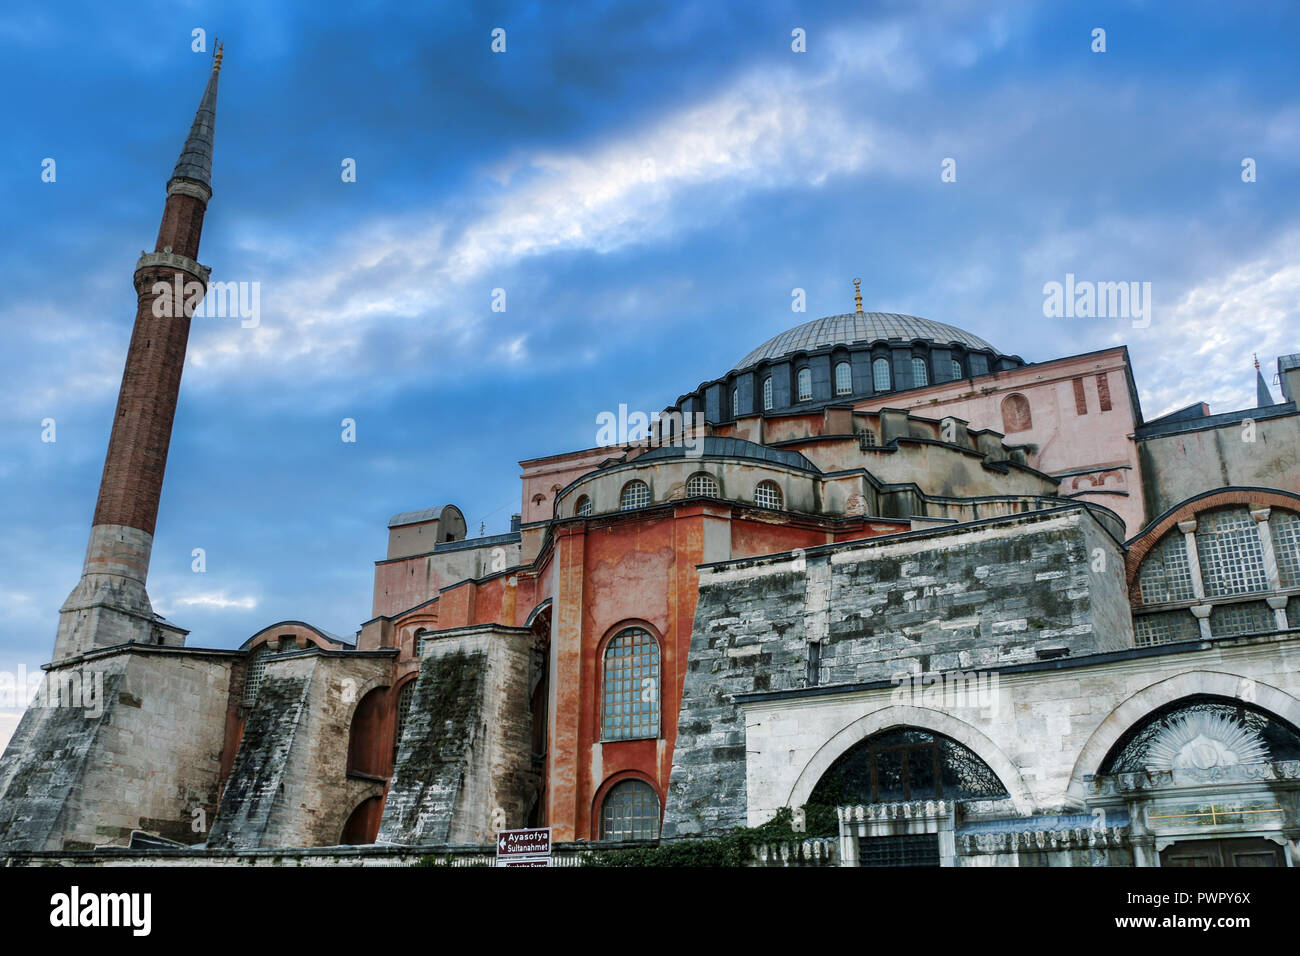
[732, 387, 740, 417]
[686, 473, 718, 498]
[1272, 510, 1300, 588]
[393, 680, 415, 764]
[754, 480, 783, 510]
[858, 833, 940, 867]
[1134, 610, 1200, 647]
[797, 368, 812, 401]
[619, 480, 650, 511]
[243, 645, 271, 705]
[951, 359, 962, 379]
[601, 628, 660, 740]
[912, 357, 928, 387]
[575, 495, 592, 517]
[872, 358, 891, 391]
[599, 780, 660, 841]
[1138, 532, 1196, 604]
[834, 362, 852, 396]
[1196, 509, 1268, 597]
[1210, 601, 1275, 638]
[762, 376, 773, 411]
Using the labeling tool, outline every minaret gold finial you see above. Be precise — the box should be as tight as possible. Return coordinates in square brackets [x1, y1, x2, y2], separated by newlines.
[1254, 353, 1261, 371]
[213, 41, 224, 73]
[853, 278, 863, 314]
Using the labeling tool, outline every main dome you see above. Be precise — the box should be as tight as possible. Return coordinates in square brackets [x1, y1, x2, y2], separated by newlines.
[732, 312, 999, 372]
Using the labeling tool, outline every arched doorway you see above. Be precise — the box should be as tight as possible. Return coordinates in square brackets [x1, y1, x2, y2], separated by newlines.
[812, 726, 1009, 867]
[1092, 695, 1300, 867]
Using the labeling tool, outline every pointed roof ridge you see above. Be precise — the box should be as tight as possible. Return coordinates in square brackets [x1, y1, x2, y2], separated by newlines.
[169, 43, 222, 191]
[1256, 368, 1274, 407]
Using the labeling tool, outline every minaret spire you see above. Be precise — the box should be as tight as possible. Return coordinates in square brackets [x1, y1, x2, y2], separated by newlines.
[1255, 353, 1274, 407]
[53, 56, 224, 660]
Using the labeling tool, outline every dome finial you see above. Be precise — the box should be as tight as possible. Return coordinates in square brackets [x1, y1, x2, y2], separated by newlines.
[853, 278, 863, 314]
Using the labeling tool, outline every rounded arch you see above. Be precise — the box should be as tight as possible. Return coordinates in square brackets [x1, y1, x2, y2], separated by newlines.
[340, 795, 384, 845]
[786, 705, 1035, 814]
[346, 685, 392, 777]
[1000, 392, 1032, 433]
[619, 478, 651, 511]
[686, 471, 719, 498]
[591, 770, 662, 842]
[1065, 670, 1300, 802]
[524, 597, 554, 629]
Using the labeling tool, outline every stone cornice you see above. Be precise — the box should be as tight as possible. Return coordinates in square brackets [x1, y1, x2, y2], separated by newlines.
[134, 249, 211, 286]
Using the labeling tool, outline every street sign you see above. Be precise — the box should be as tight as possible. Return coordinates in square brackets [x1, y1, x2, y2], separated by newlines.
[496, 827, 552, 866]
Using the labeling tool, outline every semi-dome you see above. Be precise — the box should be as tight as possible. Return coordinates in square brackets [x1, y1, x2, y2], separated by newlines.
[733, 312, 999, 372]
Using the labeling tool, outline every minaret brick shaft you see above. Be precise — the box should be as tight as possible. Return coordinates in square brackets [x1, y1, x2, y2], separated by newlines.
[53, 51, 222, 660]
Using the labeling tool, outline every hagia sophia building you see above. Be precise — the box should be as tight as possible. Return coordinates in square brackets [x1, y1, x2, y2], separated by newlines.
[3, 54, 1300, 868]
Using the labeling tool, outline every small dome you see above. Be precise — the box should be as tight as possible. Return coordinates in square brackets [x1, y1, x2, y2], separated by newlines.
[733, 312, 999, 371]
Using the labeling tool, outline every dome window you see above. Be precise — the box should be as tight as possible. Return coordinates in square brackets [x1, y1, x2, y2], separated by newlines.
[686, 473, 718, 498]
[872, 358, 891, 391]
[575, 495, 593, 517]
[951, 359, 962, 379]
[754, 480, 784, 510]
[619, 480, 650, 511]
[732, 387, 740, 417]
[912, 357, 929, 387]
[834, 362, 852, 396]
[797, 368, 812, 402]
[762, 376, 773, 411]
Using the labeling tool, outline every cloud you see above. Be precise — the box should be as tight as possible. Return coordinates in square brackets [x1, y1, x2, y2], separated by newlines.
[160, 592, 260, 612]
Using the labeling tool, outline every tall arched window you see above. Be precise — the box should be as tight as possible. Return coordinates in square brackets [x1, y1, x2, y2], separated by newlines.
[575, 495, 592, 517]
[1001, 393, 1032, 433]
[951, 359, 962, 379]
[754, 480, 783, 510]
[599, 779, 661, 841]
[732, 387, 740, 417]
[797, 367, 812, 401]
[619, 480, 650, 511]
[872, 357, 891, 391]
[762, 376, 773, 411]
[601, 627, 660, 740]
[912, 356, 929, 387]
[686, 473, 718, 498]
[392, 680, 415, 764]
[834, 361, 852, 396]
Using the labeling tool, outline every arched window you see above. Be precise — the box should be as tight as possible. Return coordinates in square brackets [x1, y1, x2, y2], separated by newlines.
[601, 627, 660, 740]
[732, 387, 740, 417]
[1100, 696, 1300, 774]
[1001, 393, 1032, 433]
[686, 473, 718, 498]
[872, 357, 891, 391]
[808, 727, 1008, 805]
[575, 495, 592, 517]
[762, 376, 773, 411]
[754, 480, 783, 510]
[414, 628, 433, 659]
[797, 367, 812, 401]
[951, 359, 962, 379]
[834, 361, 852, 396]
[619, 480, 650, 511]
[912, 356, 929, 387]
[1132, 505, 1300, 646]
[392, 680, 415, 764]
[599, 779, 661, 841]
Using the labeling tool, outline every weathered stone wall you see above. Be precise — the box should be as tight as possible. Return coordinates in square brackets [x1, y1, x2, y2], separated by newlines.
[377, 625, 535, 845]
[663, 506, 1133, 837]
[0, 648, 235, 851]
[209, 651, 392, 848]
[1137, 411, 1300, 521]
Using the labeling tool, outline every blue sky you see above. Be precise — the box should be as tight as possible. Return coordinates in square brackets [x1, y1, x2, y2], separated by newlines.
[1, 0, 1298, 740]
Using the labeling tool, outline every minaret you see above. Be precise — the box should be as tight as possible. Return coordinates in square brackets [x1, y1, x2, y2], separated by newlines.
[52, 48, 223, 661]
[1255, 354, 1274, 408]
